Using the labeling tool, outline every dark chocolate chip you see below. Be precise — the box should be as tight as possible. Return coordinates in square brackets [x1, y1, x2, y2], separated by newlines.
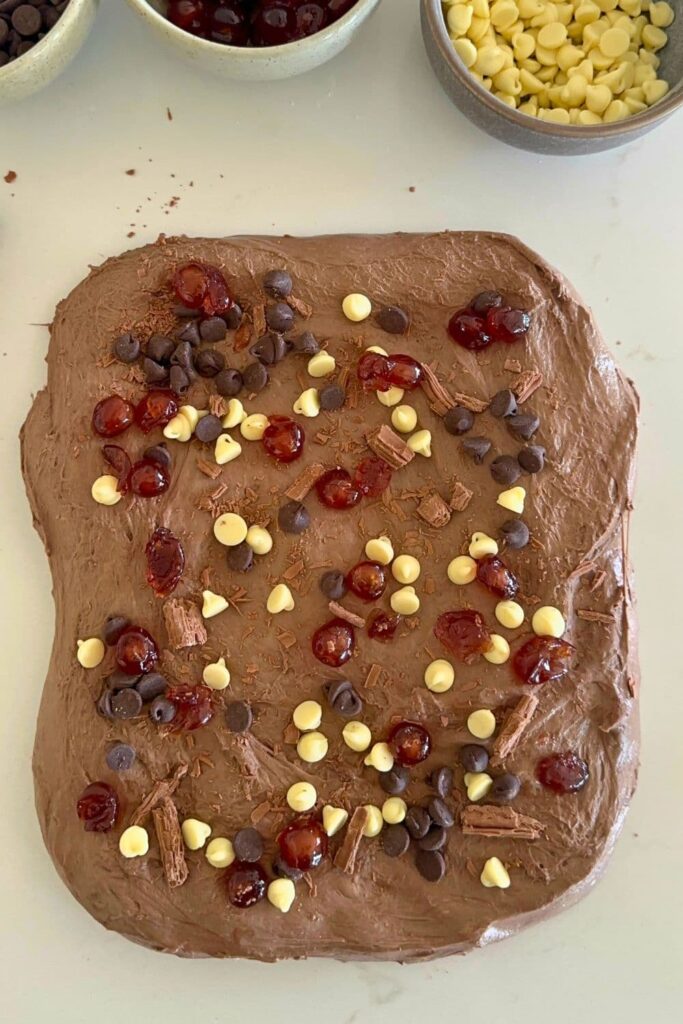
[96, 687, 114, 719]
[177, 319, 201, 347]
[263, 269, 293, 299]
[470, 290, 503, 316]
[500, 518, 529, 550]
[106, 743, 136, 772]
[227, 541, 254, 573]
[173, 303, 199, 318]
[135, 672, 168, 702]
[143, 443, 172, 472]
[415, 848, 446, 882]
[323, 678, 362, 718]
[272, 857, 303, 881]
[460, 744, 489, 773]
[113, 332, 140, 364]
[319, 384, 346, 411]
[491, 773, 521, 803]
[215, 368, 243, 397]
[405, 806, 431, 840]
[171, 340, 195, 373]
[290, 331, 320, 356]
[461, 436, 491, 463]
[225, 700, 253, 733]
[169, 365, 191, 395]
[106, 670, 140, 690]
[518, 444, 545, 474]
[194, 348, 225, 377]
[233, 827, 263, 862]
[103, 615, 130, 647]
[490, 454, 522, 486]
[376, 305, 409, 335]
[15, 37, 33, 55]
[0, 22, 9, 48]
[0, 54, 9, 69]
[266, 301, 294, 333]
[242, 361, 269, 393]
[418, 825, 448, 852]
[146, 334, 174, 365]
[149, 696, 176, 724]
[194, 413, 223, 444]
[319, 568, 346, 599]
[382, 824, 410, 858]
[428, 798, 455, 829]
[430, 766, 453, 799]
[143, 357, 168, 384]
[489, 388, 518, 418]
[507, 411, 540, 440]
[379, 764, 410, 796]
[199, 316, 227, 342]
[223, 303, 243, 330]
[110, 688, 143, 720]
[444, 405, 475, 435]
[278, 500, 310, 535]
[250, 331, 288, 365]
[12, 4, 41, 35]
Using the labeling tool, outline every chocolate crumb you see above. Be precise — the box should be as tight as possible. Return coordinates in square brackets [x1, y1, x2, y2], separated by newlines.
[4, 171, 17, 184]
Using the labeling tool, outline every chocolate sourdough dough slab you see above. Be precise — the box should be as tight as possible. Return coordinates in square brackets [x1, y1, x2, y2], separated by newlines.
[21, 232, 638, 961]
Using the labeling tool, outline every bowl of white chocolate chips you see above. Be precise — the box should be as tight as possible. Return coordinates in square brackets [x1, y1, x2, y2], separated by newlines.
[421, 0, 683, 153]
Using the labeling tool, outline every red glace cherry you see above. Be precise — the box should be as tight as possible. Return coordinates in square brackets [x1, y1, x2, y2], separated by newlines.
[513, 636, 574, 686]
[262, 415, 304, 463]
[346, 561, 386, 601]
[357, 351, 392, 391]
[311, 619, 355, 667]
[476, 555, 519, 599]
[129, 459, 170, 498]
[367, 610, 401, 642]
[315, 467, 362, 510]
[225, 861, 268, 908]
[166, 683, 214, 731]
[447, 310, 491, 351]
[389, 721, 432, 767]
[134, 391, 178, 434]
[172, 261, 232, 316]
[209, 1, 250, 44]
[167, 0, 208, 34]
[537, 752, 589, 793]
[146, 527, 185, 597]
[486, 306, 532, 343]
[115, 626, 159, 676]
[434, 609, 493, 663]
[102, 444, 132, 493]
[277, 816, 328, 871]
[353, 456, 392, 497]
[386, 354, 423, 390]
[76, 782, 118, 833]
[92, 395, 134, 438]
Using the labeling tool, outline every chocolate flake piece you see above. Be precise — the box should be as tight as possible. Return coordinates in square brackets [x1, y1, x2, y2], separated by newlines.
[334, 806, 369, 874]
[328, 601, 366, 629]
[577, 609, 615, 624]
[284, 462, 326, 502]
[510, 368, 543, 403]
[461, 804, 544, 840]
[366, 424, 414, 469]
[420, 364, 457, 417]
[287, 295, 313, 318]
[197, 456, 222, 480]
[163, 598, 208, 650]
[417, 492, 452, 528]
[490, 693, 539, 767]
[452, 391, 489, 414]
[152, 798, 189, 888]
[460, 436, 491, 464]
[130, 764, 189, 827]
[449, 479, 473, 512]
[252, 303, 267, 338]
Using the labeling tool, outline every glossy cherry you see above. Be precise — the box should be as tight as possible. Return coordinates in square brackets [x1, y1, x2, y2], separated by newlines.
[115, 626, 159, 676]
[311, 618, 355, 667]
[513, 636, 574, 686]
[172, 261, 232, 316]
[353, 456, 392, 497]
[357, 351, 392, 391]
[434, 609, 493, 663]
[470, 291, 503, 316]
[129, 459, 170, 497]
[386, 354, 423, 390]
[145, 527, 185, 597]
[389, 720, 432, 767]
[76, 782, 118, 833]
[166, 683, 214, 731]
[346, 561, 386, 601]
[536, 752, 589, 793]
[262, 415, 304, 463]
[476, 555, 519, 599]
[367, 609, 401, 642]
[315, 467, 362, 510]
[92, 395, 134, 438]
[225, 861, 268, 908]
[209, 1, 249, 44]
[277, 815, 328, 871]
[167, 0, 209, 33]
[447, 310, 491, 351]
[102, 444, 132, 493]
[134, 390, 178, 434]
[486, 306, 532, 343]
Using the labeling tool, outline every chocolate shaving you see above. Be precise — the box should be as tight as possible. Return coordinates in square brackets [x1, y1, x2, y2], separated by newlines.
[314, 432, 330, 445]
[452, 391, 489, 414]
[233, 318, 252, 352]
[328, 601, 366, 629]
[589, 569, 607, 592]
[420, 364, 456, 416]
[461, 805, 544, 840]
[490, 693, 539, 767]
[283, 559, 305, 580]
[209, 394, 227, 418]
[577, 608, 615, 623]
[449, 479, 473, 512]
[504, 357, 522, 373]
[365, 663, 382, 688]
[251, 800, 272, 824]
[196, 456, 221, 480]
[152, 798, 189, 887]
[252, 303, 266, 339]
[568, 559, 598, 580]
[416, 492, 452, 528]
[366, 424, 414, 469]
[334, 806, 369, 874]
[130, 764, 188, 827]
[283, 722, 300, 745]
[276, 629, 297, 649]
[288, 295, 313, 318]
[163, 598, 208, 649]
[510, 368, 543, 403]
[284, 462, 325, 502]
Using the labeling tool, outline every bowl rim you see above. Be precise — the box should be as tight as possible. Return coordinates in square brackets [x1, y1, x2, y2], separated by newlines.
[124, 0, 380, 58]
[0, 0, 95, 79]
[423, 0, 683, 141]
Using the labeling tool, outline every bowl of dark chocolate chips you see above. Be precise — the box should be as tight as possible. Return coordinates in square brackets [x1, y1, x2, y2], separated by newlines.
[0, 0, 98, 104]
[125, 0, 382, 81]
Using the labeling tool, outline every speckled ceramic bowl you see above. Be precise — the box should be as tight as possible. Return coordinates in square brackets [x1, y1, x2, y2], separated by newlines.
[124, 0, 382, 81]
[0, 0, 98, 105]
[421, 0, 683, 155]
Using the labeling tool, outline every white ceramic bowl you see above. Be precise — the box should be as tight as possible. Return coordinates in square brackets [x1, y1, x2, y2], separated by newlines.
[0, 0, 99, 105]
[124, 0, 382, 81]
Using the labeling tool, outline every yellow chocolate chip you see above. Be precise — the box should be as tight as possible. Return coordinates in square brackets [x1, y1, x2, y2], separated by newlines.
[392, 554, 421, 584]
[532, 605, 566, 637]
[266, 584, 295, 614]
[163, 413, 192, 442]
[215, 433, 242, 465]
[447, 3, 474, 35]
[297, 731, 328, 764]
[179, 405, 201, 431]
[362, 805, 384, 837]
[391, 404, 418, 433]
[365, 344, 388, 356]
[382, 797, 407, 824]
[454, 36, 478, 66]
[365, 535, 394, 565]
[491, 0, 519, 30]
[538, 21, 568, 47]
[377, 386, 405, 407]
[293, 387, 321, 418]
[240, 413, 269, 441]
[483, 633, 511, 664]
[91, 474, 122, 506]
[76, 637, 105, 669]
[407, 429, 432, 457]
[469, 531, 499, 559]
[267, 878, 296, 913]
[213, 512, 248, 547]
[599, 25, 630, 56]
[342, 720, 372, 752]
[465, 772, 494, 801]
[448, 554, 477, 584]
[205, 837, 235, 869]
[495, 599, 525, 629]
[222, 398, 247, 429]
[497, 486, 526, 513]
[390, 586, 420, 615]
[181, 818, 211, 851]
[480, 856, 511, 888]
[202, 656, 231, 690]
[286, 781, 317, 812]
[424, 658, 455, 693]
[202, 590, 229, 619]
[322, 805, 349, 837]
[119, 825, 149, 859]
[649, 2, 674, 29]
[342, 293, 372, 322]
[474, 45, 507, 76]
[364, 742, 394, 773]
[467, 708, 497, 739]
[642, 77, 669, 103]
[293, 699, 322, 732]
[246, 525, 273, 555]
[642, 23, 667, 50]
[307, 351, 336, 378]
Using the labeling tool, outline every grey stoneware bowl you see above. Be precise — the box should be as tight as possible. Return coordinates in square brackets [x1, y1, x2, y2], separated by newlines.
[125, 0, 382, 81]
[0, 0, 98, 105]
[421, 0, 683, 155]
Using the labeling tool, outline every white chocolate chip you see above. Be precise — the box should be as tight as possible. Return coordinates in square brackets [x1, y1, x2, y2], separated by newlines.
[76, 637, 105, 669]
[267, 877, 296, 913]
[245, 525, 273, 555]
[202, 590, 229, 619]
[424, 659, 455, 693]
[362, 804, 384, 837]
[179, 405, 201, 431]
[307, 351, 336, 378]
[497, 486, 526, 514]
[342, 293, 372, 322]
[376, 386, 404, 407]
[364, 742, 394, 773]
[465, 772, 494, 802]
[286, 781, 317, 812]
[215, 433, 242, 465]
[448, 555, 477, 584]
[222, 398, 247, 429]
[391, 404, 418, 433]
[292, 700, 322, 732]
[181, 818, 212, 851]
[240, 413, 269, 441]
[495, 599, 525, 629]
[322, 805, 349, 837]
[532, 605, 566, 637]
[390, 586, 420, 615]
[266, 583, 295, 614]
[163, 413, 192, 442]
[381, 797, 407, 824]
[202, 656, 231, 690]
[391, 554, 421, 584]
[342, 720, 372, 752]
[480, 856, 511, 889]
[91, 475, 122, 506]
[483, 634, 511, 664]
[365, 535, 394, 565]
[407, 428, 432, 457]
[297, 731, 328, 764]
[293, 387, 321, 418]
[205, 837, 235, 869]
[469, 532, 499, 559]
[365, 345, 388, 356]
[467, 708, 497, 739]
[213, 512, 248, 547]
[119, 825, 149, 859]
